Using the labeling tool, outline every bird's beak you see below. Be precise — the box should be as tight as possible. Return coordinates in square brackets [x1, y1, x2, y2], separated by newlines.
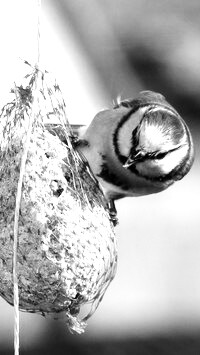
[123, 152, 142, 168]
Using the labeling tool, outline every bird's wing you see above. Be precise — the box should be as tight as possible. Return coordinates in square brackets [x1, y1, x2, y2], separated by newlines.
[113, 91, 174, 111]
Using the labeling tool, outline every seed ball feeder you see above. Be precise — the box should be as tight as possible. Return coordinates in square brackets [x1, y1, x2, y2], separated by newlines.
[0, 64, 117, 334]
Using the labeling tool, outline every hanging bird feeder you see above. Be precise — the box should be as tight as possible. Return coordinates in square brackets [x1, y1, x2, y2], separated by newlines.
[0, 63, 117, 334]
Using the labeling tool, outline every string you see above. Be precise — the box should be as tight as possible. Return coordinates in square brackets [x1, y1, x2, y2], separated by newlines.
[37, 0, 41, 66]
[13, 1, 41, 354]
[13, 109, 36, 354]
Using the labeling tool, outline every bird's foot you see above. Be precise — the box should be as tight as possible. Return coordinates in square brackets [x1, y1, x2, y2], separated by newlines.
[108, 199, 118, 227]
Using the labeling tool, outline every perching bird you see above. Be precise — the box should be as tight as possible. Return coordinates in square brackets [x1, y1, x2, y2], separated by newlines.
[73, 91, 194, 207]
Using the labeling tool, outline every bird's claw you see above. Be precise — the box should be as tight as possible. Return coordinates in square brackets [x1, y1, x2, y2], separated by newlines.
[108, 199, 118, 226]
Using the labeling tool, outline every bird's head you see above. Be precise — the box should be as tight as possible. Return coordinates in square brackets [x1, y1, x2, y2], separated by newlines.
[114, 91, 194, 184]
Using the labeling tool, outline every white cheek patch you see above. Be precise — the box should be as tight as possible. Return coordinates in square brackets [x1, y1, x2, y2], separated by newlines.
[136, 144, 188, 177]
[158, 144, 188, 175]
[117, 107, 148, 157]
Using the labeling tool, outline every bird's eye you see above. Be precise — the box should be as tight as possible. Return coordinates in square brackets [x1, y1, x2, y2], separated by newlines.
[155, 152, 168, 159]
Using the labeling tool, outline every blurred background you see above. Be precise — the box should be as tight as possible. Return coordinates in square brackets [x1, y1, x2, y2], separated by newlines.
[0, 0, 200, 353]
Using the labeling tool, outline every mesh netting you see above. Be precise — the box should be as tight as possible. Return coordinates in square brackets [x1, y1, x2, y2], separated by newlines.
[0, 63, 117, 334]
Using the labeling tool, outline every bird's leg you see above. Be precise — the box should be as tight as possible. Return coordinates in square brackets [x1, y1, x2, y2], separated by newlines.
[108, 199, 118, 226]
[70, 134, 79, 147]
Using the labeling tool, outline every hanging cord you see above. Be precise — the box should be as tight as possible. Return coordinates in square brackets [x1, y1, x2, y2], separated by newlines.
[37, 0, 41, 66]
[13, 1, 41, 354]
[13, 99, 37, 355]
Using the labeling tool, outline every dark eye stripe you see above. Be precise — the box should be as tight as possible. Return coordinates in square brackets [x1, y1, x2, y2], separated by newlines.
[149, 147, 182, 161]
[153, 151, 168, 159]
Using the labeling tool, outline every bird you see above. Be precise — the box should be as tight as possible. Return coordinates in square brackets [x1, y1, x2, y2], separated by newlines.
[73, 91, 194, 216]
